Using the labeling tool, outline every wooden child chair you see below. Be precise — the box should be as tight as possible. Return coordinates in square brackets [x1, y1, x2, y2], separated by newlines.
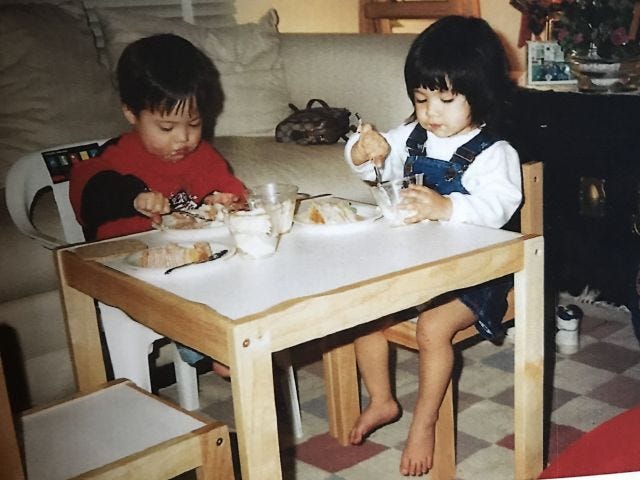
[382, 161, 543, 478]
[322, 161, 543, 479]
[0, 358, 234, 480]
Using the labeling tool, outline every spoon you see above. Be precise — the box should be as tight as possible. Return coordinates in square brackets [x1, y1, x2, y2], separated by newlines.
[164, 249, 228, 274]
[373, 165, 383, 186]
[355, 113, 385, 186]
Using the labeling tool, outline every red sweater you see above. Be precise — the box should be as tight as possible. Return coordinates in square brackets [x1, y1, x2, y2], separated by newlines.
[69, 132, 246, 240]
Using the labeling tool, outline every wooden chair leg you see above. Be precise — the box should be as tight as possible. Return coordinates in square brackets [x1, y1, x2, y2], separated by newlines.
[431, 379, 456, 480]
[196, 423, 234, 480]
[322, 341, 360, 446]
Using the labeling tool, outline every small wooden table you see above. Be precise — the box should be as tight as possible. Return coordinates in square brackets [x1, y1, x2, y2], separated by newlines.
[56, 220, 544, 480]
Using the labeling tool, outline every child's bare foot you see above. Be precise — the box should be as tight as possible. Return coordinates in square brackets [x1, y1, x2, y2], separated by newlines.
[349, 398, 401, 444]
[212, 361, 230, 378]
[399, 420, 435, 476]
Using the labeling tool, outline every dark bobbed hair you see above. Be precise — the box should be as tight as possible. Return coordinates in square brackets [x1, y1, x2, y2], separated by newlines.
[116, 33, 223, 141]
[404, 16, 514, 127]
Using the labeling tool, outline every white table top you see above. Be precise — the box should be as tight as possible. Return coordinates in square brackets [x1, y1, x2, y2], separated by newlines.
[102, 220, 522, 321]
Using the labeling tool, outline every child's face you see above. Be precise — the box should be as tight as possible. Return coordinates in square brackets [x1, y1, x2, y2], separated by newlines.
[123, 103, 202, 163]
[413, 87, 474, 138]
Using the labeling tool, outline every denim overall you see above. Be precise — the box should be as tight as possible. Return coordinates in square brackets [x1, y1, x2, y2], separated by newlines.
[404, 124, 512, 341]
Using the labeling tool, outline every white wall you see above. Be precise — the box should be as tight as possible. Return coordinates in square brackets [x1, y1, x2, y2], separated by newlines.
[234, 0, 527, 78]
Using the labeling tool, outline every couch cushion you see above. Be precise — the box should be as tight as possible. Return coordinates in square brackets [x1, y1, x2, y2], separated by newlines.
[214, 136, 373, 203]
[95, 8, 291, 138]
[0, 3, 126, 189]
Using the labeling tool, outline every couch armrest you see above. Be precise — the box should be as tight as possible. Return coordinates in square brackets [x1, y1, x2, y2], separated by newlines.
[279, 33, 416, 132]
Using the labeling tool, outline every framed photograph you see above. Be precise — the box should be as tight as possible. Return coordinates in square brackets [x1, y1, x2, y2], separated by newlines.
[527, 41, 576, 86]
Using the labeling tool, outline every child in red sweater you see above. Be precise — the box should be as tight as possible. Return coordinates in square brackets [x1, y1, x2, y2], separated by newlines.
[70, 33, 245, 376]
[70, 33, 245, 241]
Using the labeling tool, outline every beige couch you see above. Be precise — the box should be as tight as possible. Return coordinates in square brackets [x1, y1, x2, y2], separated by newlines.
[0, 3, 416, 404]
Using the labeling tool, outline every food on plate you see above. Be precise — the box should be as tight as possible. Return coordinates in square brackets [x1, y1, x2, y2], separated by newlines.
[303, 199, 360, 225]
[134, 242, 212, 268]
[160, 204, 224, 229]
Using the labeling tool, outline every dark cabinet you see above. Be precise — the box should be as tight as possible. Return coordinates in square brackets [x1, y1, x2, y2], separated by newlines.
[501, 88, 640, 304]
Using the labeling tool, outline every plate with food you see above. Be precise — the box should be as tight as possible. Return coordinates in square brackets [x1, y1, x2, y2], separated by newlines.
[294, 197, 381, 232]
[153, 204, 228, 240]
[122, 241, 235, 277]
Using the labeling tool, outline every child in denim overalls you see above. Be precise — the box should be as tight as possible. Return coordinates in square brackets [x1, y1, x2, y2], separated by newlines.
[344, 16, 522, 476]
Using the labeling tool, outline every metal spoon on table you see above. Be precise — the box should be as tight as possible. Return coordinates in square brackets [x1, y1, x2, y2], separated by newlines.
[355, 113, 385, 188]
[164, 249, 228, 275]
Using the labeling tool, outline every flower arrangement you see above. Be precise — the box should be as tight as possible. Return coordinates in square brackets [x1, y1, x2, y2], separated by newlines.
[511, 0, 640, 60]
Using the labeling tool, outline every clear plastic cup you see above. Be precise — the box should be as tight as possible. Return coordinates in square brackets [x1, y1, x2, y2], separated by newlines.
[226, 208, 279, 258]
[370, 173, 424, 227]
[247, 183, 299, 234]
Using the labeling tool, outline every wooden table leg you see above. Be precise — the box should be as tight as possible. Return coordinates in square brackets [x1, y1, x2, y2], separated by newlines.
[229, 328, 282, 480]
[514, 236, 545, 479]
[56, 251, 106, 391]
[322, 341, 360, 446]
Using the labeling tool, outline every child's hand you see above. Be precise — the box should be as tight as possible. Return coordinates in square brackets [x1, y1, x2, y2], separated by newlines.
[351, 123, 390, 167]
[400, 184, 452, 223]
[134, 191, 170, 224]
[203, 192, 245, 211]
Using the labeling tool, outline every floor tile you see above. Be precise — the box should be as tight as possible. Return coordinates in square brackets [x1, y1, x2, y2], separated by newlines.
[552, 396, 625, 432]
[457, 362, 514, 399]
[295, 433, 387, 473]
[455, 431, 492, 463]
[588, 375, 640, 409]
[455, 444, 514, 480]
[335, 448, 413, 480]
[580, 315, 627, 339]
[456, 399, 514, 443]
[544, 423, 586, 465]
[604, 325, 640, 349]
[570, 342, 640, 373]
[553, 358, 616, 394]
[480, 348, 514, 373]
[549, 387, 580, 411]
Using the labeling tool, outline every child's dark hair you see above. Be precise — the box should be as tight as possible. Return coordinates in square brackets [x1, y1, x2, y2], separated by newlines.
[404, 16, 514, 127]
[117, 33, 223, 141]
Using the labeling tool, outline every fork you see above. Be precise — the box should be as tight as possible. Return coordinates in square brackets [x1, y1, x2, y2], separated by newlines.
[168, 208, 213, 222]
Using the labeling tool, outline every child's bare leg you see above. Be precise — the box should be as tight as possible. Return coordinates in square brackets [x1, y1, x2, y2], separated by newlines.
[399, 299, 475, 476]
[349, 330, 401, 444]
[212, 361, 230, 378]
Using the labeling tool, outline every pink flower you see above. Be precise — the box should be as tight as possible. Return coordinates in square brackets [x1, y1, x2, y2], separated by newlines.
[610, 27, 629, 46]
[572, 33, 584, 44]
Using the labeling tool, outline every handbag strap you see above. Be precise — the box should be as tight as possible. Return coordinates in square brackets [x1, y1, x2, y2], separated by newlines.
[305, 99, 331, 110]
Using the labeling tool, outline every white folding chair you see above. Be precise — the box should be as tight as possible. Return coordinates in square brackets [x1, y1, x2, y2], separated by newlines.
[5, 139, 304, 436]
[0, 358, 235, 480]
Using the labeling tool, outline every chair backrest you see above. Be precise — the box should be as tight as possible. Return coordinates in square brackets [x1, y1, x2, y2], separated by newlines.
[520, 161, 544, 236]
[5, 139, 108, 249]
[359, 0, 480, 33]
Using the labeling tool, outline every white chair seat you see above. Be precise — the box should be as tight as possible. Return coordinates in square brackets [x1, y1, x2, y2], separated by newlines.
[23, 382, 206, 479]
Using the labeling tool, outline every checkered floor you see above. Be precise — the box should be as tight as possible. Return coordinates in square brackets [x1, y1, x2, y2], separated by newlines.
[162, 299, 640, 480]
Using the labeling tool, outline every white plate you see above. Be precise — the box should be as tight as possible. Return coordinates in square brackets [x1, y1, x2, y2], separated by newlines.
[121, 241, 235, 277]
[294, 200, 381, 233]
[153, 215, 229, 241]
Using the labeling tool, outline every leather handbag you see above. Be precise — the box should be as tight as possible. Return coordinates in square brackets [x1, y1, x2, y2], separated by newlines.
[275, 99, 353, 145]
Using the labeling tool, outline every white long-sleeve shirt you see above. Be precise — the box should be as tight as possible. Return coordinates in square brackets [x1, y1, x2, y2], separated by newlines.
[344, 122, 522, 229]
